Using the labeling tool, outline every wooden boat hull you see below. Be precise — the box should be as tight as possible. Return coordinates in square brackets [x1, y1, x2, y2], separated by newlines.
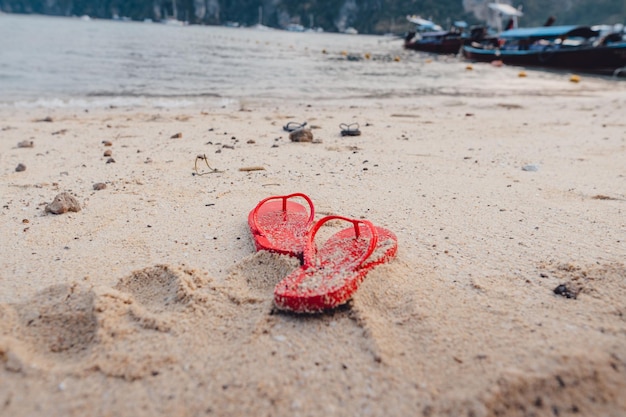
[404, 39, 464, 55]
[463, 40, 626, 73]
[404, 31, 465, 55]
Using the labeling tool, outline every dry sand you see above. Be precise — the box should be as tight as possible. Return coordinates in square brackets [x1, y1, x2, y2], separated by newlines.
[1, 70, 625, 416]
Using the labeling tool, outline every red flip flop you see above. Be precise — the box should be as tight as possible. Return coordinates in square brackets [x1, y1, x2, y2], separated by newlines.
[274, 215, 398, 313]
[248, 193, 315, 258]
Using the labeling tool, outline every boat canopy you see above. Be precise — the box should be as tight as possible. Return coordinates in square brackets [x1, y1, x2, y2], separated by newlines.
[406, 15, 443, 31]
[500, 25, 598, 39]
[488, 3, 523, 17]
[419, 31, 453, 37]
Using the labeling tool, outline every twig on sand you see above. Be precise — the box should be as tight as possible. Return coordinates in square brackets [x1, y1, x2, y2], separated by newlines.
[194, 154, 223, 175]
[239, 166, 265, 172]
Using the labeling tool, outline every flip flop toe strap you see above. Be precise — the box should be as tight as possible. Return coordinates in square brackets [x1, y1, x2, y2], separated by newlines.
[251, 192, 315, 234]
[302, 215, 378, 273]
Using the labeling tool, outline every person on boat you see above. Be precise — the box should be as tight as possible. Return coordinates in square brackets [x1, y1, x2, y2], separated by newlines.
[404, 31, 417, 43]
[543, 16, 556, 27]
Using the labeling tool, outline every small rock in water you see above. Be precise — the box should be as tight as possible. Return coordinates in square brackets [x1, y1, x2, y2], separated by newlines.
[93, 182, 107, 190]
[45, 192, 81, 214]
[289, 128, 313, 143]
[522, 164, 539, 172]
[17, 140, 34, 148]
[15, 163, 26, 172]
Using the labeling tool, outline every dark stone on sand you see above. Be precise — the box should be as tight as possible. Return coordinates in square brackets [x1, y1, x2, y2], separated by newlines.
[17, 140, 34, 148]
[45, 192, 81, 215]
[289, 129, 314, 143]
[103, 149, 112, 157]
[102, 140, 113, 146]
[93, 182, 107, 190]
[553, 283, 577, 299]
[106, 158, 115, 164]
[15, 163, 26, 172]
[171, 132, 183, 139]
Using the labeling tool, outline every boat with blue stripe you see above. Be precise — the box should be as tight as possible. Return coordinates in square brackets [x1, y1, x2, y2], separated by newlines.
[463, 24, 626, 74]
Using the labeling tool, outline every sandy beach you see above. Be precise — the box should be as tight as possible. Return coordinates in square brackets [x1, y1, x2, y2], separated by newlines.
[1, 70, 625, 416]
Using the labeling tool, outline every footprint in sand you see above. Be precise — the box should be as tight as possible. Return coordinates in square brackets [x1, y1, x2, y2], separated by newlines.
[540, 262, 626, 304]
[2, 284, 100, 366]
[113, 264, 212, 314]
[481, 352, 626, 416]
[0, 265, 215, 380]
[347, 258, 429, 365]
[225, 251, 300, 303]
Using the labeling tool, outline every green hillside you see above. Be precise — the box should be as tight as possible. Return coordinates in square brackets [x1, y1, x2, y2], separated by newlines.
[1, 0, 624, 34]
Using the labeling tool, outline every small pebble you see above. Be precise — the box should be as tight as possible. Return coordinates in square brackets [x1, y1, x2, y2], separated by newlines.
[15, 163, 26, 172]
[103, 149, 112, 157]
[17, 140, 34, 148]
[45, 192, 81, 214]
[102, 140, 113, 146]
[553, 283, 577, 299]
[106, 158, 115, 164]
[522, 164, 539, 172]
[289, 129, 314, 143]
[171, 132, 182, 139]
[93, 182, 107, 190]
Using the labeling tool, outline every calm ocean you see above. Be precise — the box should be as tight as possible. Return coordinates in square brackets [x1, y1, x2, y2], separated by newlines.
[0, 13, 600, 109]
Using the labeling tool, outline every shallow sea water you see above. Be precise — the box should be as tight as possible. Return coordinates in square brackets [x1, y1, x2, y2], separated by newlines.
[0, 13, 620, 109]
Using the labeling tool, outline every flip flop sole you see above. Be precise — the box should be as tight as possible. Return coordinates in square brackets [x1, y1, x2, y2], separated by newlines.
[274, 225, 397, 313]
[248, 195, 313, 257]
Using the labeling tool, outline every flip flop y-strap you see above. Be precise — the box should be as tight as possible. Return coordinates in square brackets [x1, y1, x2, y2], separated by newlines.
[248, 193, 315, 257]
[274, 216, 385, 313]
[283, 121, 307, 132]
[302, 215, 377, 272]
[339, 123, 361, 136]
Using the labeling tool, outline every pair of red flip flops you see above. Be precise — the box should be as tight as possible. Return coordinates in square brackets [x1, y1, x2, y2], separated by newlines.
[248, 193, 398, 313]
